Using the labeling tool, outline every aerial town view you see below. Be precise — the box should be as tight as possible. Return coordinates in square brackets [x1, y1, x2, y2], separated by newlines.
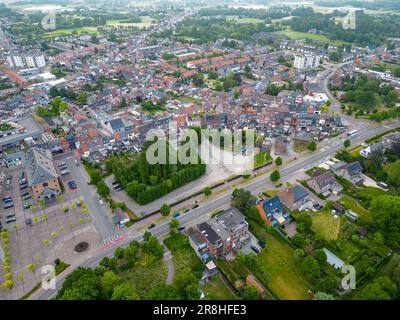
[0, 0, 400, 307]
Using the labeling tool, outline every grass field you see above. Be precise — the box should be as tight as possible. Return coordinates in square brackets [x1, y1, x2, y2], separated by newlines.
[254, 150, 272, 167]
[45, 27, 98, 37]
[202, 275, 236, 300]
[339, 196, 371, 221]
[311, 208, 341, 241]
[225, 16, 264, 24]
[107, 16, 154, 28]
[273, 26, 349, 45]
[117, 258, 167, 297]
[251, 226, 311, 300]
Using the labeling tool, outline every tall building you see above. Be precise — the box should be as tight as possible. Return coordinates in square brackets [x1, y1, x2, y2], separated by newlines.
[6, 54, 46, 69]
[294, 54, 321, 70]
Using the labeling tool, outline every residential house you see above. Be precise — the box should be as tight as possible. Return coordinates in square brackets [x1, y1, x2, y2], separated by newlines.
[332, 161, 364, 185]
[197, 221, 232, 259]
[307, 171, 343, 196]
[277, 185, 311, 211]
[261, 196, 290, 227]
[112, 207, 130, 228]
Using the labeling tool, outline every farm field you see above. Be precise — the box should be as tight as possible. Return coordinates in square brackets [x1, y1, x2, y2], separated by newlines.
[45, 27, 98, 37]
[225, 16, 264, 24]
[107, 16, 155, 28]
[273, 26, 349, 45]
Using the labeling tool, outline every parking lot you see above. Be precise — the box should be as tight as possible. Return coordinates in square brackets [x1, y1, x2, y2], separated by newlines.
[0, 165, 97, 299]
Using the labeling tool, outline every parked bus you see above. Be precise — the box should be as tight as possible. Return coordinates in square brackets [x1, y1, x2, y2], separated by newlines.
[347, 129, 358, 137]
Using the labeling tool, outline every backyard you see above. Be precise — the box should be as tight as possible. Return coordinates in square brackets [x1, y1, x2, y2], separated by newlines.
[310, 207, 341, 242]
[202, 275, 236, 300]
[249, 225, 311, 300]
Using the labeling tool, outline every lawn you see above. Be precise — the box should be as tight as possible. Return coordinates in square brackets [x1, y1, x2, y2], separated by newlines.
[251, 225, 311, 300]
[202, 275, 236, 300]
[311, 208, 341, 241]
[45, 27, 98, 37]
[273, 26, 349, 45]
[117, 258, 167, 297]
[339, 196, 371, 221]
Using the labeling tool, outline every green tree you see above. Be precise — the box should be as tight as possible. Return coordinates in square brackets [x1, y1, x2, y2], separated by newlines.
[203, 186, 212, 197]
[301, 256, 320, 281]
[307, 141, 317, 152]
[101, 271, 118, 299]
[343, 139, 351, 148]
[160, 203, 171, 216]
[145, 284, 179, 299]
[357, 276, 397, 300]
[270, 170, 281, 182]
[231, 188, 256, 212]
[169, 218, 179, 235]
[242, 285, 259, 300]
[111, 282, 140, 300]
[314, 249, 327, 265]
[274, 157, 282, 166]
[370, 195, 400, 248]
[96, 181, 110, 198]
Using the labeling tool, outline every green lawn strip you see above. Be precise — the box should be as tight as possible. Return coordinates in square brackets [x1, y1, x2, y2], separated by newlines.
[202, 274, 236, 300]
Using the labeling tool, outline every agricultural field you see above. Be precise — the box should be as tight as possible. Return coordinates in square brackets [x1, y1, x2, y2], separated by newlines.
[107, 16, 155, 28]
[225, 16, 264, 24]
[273, 26, 349, 45]
[45, 27, 98, 37]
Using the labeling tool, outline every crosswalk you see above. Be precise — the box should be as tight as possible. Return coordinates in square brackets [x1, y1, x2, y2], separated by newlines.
[102, 234, 125, 249]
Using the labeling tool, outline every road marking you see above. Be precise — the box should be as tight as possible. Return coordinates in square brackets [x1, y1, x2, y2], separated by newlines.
[102, 234, 125, 250]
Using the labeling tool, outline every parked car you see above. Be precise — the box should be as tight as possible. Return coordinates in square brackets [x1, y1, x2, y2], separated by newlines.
[23, 203, 31, 209]
[99, 199, 104, 206]
[258, 241, 266, 248]
[74, 159, 80, 166]
[191, 204, 199, 209]
[178, 226, 185, 231]
[115, 186, 122, 192]
[313, 203, 323, 210]
[58, 161, 66, 167]
[172, 212, 181, 218]
[3, 202, 13, 209]
[26, 218, 32, 226]
[3, 196, 12, 203]
[111, 181, 119, 186]
[251, 245, 260, 254]
[148, 223, 156, 230]
[6, 217, 16, 224]
[19, 184, 27, 190]
[22, 194, 31, 200]
[60, 169, 70, 176]
[183, 208, 190, 213]
[6, 214, 15, 219]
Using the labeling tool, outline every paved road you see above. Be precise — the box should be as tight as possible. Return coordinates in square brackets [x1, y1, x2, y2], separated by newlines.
[64, 157, 116, 240]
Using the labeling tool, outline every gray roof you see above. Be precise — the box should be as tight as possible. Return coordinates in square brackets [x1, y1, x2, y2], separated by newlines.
[108, 118, 124, 130]
[215, 207, 247, 232]
[310, 171, 336, 188]
[292, 185, 309, 202]
[24, 147, 58, 186]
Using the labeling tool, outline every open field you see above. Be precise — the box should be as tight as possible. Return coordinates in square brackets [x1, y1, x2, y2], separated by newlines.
[45, 27, 98, 37]
[293, 139, 309, 153]
[107, 16, 154, 28]
[225, 16, 264, 24]
[202, 275, 236, 300]
[273, 26, 349, 45]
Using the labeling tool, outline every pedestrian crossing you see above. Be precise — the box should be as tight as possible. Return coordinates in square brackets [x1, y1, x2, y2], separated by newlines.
[102, 234, 125, 249]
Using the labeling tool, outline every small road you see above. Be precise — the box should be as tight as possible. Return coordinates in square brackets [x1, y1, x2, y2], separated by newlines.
[163, 246, 174, 285]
